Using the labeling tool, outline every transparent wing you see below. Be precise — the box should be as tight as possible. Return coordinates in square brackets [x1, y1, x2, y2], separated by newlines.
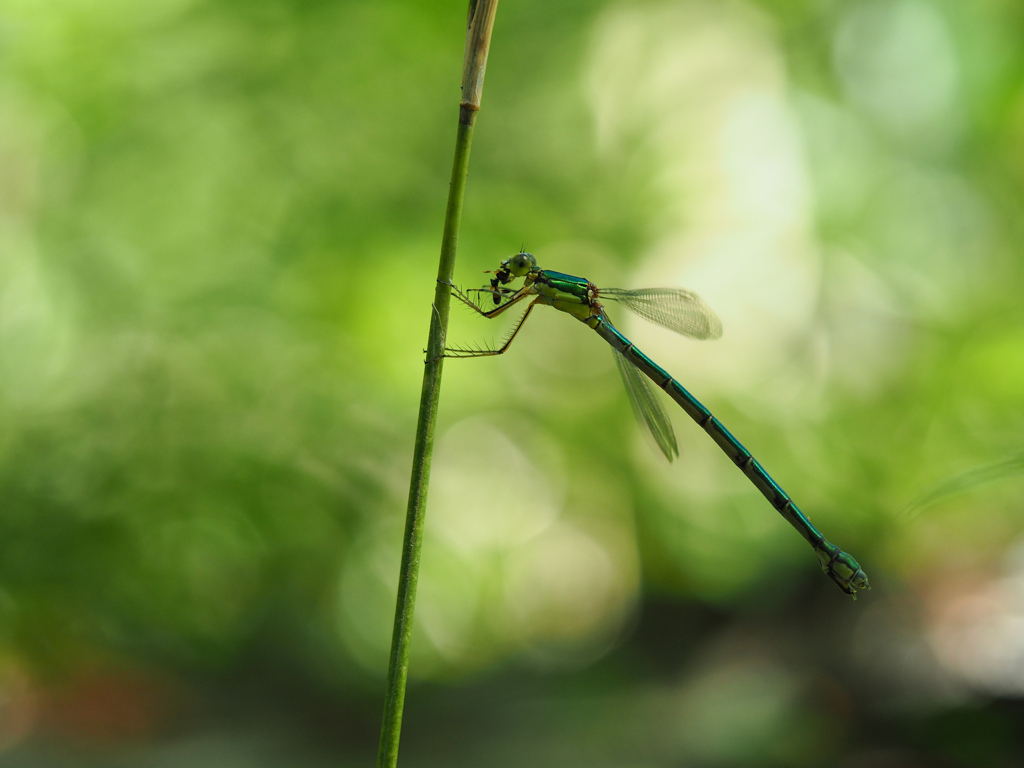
[601, 287, 723, 340]
[612, 350, 678, 461]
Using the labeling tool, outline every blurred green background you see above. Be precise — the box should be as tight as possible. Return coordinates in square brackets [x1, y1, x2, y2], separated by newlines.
[2, 0, 1024, 765]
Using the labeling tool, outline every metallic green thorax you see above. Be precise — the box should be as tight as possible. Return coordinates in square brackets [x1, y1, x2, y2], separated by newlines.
[532, 270, 598, 322]
[443, 253, 870, 599]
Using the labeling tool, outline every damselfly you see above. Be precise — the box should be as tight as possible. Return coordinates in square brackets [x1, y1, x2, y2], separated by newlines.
[441, 252, 869, 599]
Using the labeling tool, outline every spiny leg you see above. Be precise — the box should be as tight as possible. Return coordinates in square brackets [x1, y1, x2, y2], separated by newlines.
[468, 282, 516, 306]
[439, 278, 532, 319]
[443, 300, 540, 359]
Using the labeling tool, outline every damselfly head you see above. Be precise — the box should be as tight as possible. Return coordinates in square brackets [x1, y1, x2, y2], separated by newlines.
[499, 252, 537, 278]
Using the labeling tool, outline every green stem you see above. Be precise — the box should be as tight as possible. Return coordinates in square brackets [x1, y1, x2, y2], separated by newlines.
[376, 3, 498, 767]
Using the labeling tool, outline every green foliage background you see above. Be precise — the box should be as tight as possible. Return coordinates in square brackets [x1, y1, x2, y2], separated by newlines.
[2, 0, 1024, 765]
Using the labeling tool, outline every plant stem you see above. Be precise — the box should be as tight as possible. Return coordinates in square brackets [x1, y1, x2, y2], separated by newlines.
[376, 3, 498, 767]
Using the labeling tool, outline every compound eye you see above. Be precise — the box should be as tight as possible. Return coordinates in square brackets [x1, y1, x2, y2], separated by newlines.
[511, 252, 536, 274]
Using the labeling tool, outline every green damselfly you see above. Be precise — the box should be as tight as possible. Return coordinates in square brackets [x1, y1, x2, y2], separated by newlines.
[441, 252, 869, 599]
